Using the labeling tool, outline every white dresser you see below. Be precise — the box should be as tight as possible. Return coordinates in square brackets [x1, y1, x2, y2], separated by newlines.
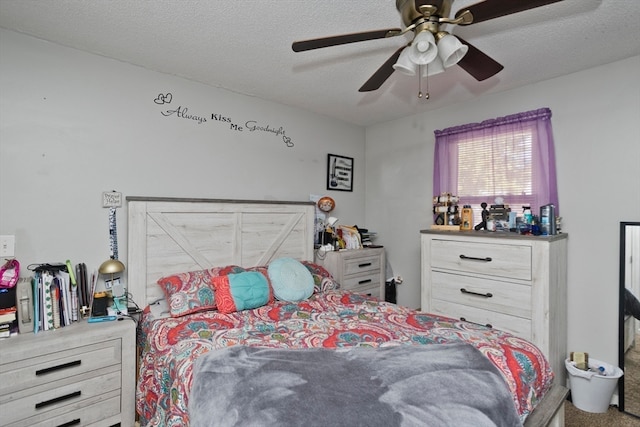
[0, 319, 136, 427]
[315, 247, 386, 299]
[420, 230, 568, 385]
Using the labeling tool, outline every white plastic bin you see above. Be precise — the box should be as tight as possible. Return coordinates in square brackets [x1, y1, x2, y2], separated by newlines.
[565, 358, 624, 413]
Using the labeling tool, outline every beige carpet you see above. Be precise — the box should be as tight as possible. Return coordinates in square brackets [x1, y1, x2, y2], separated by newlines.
[565, 400, 640, 426]
[624, 334, 640, 415]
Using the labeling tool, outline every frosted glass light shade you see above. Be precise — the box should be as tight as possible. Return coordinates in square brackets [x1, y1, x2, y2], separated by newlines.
[408, 31, 438, 65]
[437, 34, 469, 68]
[393, 48, 418, 76]
[421, 56, 445, 76]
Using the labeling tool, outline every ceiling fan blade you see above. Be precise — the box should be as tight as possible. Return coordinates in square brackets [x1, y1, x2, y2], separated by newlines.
[358, 46, 405, 92]
[456, 0, 564, 24]
[455, 36, 503, 81]
[292, 28, 401, 52]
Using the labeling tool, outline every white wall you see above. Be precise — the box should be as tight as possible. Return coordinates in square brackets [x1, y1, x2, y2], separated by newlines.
[365, 55, 640, 366]
[3, 27, 639, 371]
[0, 29, 366, 283]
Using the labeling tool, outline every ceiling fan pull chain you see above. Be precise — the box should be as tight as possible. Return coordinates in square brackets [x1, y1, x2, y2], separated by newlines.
[425, 65, 430, 100]
[418, 64, 430, 99]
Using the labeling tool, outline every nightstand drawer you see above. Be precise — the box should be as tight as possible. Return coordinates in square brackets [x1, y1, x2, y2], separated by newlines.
[8, 392, 120, 427]
[431, 272, 531, 318]
[431, 239, 532, 280]
[1, 367, 121, 426]
[350, 286, 380, 297]
[342, 255, 382, 276]
[430, 299, 532, 339]
[0, 339, 121, 396]
[342, 271, 381, 290]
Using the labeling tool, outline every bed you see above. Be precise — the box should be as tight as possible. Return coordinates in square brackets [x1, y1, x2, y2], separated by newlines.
[127, 197, 568, 427]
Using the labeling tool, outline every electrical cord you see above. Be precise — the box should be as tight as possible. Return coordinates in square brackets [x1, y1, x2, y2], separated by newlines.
[112, 292, 142, 326]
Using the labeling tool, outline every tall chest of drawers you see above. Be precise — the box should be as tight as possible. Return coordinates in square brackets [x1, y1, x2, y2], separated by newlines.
[0, 319, 136, 427]
[315, 247, 385, 299]
[420, 230, 568, 385]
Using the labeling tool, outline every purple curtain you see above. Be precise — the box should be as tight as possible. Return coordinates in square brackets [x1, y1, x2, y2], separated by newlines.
[433, 107, 559, 214]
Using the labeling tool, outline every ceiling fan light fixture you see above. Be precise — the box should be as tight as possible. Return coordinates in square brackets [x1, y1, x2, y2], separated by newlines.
[408, 31, 437, 65]
[292, 0, 562, 93]
[437, 33, 469, 68]
[392, 47, 418, 76]
[421, 56, 445, 77]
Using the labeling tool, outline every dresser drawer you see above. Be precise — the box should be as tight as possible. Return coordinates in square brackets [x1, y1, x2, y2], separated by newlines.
[431, 272, 531, 318]
[1, 367, 121, 425]
[7, 391, 121, 427]
[0, 339, 121, 396]
[430, 299, 532, 339]
[431, 239, 532, 281]
[342, 255, 382, 276]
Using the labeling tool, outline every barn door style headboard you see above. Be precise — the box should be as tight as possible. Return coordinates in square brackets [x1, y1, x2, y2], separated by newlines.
[127, 197, 316, 307]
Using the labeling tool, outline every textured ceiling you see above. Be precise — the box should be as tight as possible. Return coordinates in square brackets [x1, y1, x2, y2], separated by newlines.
[0, 0, 638, 127]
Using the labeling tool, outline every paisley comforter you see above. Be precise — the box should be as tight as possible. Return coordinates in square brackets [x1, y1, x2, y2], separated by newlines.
[136, 291, 553, 426]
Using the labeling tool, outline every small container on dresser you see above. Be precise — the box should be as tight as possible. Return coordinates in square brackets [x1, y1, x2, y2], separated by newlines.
[420, 230, 568, 386]
[315, 247, 386, 299]
[0, 319, 136, 427]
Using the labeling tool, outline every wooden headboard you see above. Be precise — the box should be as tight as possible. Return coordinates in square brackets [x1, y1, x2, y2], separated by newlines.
[127, 197, 316, 308]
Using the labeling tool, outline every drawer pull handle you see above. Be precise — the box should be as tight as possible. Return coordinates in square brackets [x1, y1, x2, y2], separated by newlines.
[358, 279, 372, 285]
[35, 391, 81, 409]
[459, 255, 492, 262]
[460, 317, 493, 329]
[36, 360, 81, 376]
[460, 288, 493, 298]
[57, 419, 81, 427]
[358, 262, 372, 268]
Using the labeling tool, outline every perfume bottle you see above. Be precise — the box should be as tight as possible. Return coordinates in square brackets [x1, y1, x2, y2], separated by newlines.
[461, 205, 473, 231]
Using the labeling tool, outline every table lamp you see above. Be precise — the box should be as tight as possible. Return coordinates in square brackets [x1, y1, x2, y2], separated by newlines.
[98, 258, 126, 313]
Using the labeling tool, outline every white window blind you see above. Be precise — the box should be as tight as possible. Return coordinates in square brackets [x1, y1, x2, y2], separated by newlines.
[433, 108, 559, 223]
[458, 128, 534, 218]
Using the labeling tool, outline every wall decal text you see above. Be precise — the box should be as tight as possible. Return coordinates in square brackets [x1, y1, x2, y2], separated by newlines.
[154, 92, 294, 147]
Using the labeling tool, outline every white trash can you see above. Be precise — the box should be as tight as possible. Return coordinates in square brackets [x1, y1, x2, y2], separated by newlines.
[565, 358, 624, 413]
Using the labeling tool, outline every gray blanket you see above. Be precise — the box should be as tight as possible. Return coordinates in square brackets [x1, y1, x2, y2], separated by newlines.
[189, 343, 522, 427]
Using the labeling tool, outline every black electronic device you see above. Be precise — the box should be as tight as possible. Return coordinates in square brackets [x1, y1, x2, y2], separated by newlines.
[475, 202, 489, 230]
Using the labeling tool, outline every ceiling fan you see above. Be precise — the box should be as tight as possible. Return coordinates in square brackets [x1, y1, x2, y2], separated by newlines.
[292, 0, 564, 92]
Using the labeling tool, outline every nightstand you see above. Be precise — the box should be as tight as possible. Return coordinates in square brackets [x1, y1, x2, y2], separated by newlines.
[0, 319, 136, 427]
[315, 247, 385, 298]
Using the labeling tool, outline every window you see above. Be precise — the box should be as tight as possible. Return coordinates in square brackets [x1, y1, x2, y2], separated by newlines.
[433, 108, 558, 221]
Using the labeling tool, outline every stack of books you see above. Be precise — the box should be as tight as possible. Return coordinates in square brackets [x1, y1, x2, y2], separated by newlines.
[29, 261, 97, 333]
[0, 287, 17, 338]
[359, 229, 378, 247]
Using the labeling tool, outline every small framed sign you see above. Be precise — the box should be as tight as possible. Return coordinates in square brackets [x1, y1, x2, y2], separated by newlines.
[327, 154, 353, 192]
[102, 191, 122, 208]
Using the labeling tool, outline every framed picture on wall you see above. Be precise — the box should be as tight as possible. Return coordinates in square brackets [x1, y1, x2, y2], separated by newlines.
[327, 154, 353, 192]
